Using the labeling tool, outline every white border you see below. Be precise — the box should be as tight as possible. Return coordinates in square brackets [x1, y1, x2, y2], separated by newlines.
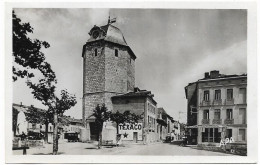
[4, 1, 258, 164]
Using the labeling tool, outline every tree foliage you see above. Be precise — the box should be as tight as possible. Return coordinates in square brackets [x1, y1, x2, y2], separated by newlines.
[110, 110, 143, 134]
[26, 105, 51, 124]
[12, 10, 77, 154]
[91, 104, 111, 128]
[12, 10, 56, 82]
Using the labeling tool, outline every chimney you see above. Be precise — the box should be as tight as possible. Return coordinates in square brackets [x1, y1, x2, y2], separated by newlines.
[204, 72, 210, 79]
[134, 87, 140, 92]
[210, 70, 220, 79]
[20, 102, 22, 107]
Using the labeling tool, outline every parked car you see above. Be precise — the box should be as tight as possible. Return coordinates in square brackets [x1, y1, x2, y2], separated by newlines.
[165, 135, 172, 143]
[65, 132, 79, 142]
[27, 131, 44, 140]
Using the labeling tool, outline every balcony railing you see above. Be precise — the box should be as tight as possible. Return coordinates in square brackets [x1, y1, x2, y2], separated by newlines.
[212, 119, 222, 124]
[225, 99, 234, 105]
[202, 119, 210, 124]
[224, 119, 234, 124]
[200, 100, 211, 106]
[213, 99, 222, 105]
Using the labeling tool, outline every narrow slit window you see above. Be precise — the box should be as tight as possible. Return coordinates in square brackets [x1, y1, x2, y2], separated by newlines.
[115, 49, 118, 57]
[95, 49, 98, 56]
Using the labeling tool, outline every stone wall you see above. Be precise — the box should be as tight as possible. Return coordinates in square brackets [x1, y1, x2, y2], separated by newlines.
[104, 42, 135, 93]
[84, 93, 105, 119]
[83, 41, 136, 121]
[83, 42, 105, 94]
[112, 97, 145, 115]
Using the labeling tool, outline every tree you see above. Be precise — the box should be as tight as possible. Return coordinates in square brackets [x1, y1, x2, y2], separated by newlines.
[13, 10, 77, 155]
[90, 104, 111, 149]
[12, 10, 56, 82]
[110, 111, 143, 143]
[27, 78, 77, 154]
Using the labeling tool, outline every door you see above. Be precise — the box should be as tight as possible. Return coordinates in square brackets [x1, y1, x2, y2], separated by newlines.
[133, 132, 138, 143]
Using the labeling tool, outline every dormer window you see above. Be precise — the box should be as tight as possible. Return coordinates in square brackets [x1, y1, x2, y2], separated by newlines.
[92, 30, 99, 39]
[115, 49, 118, 57]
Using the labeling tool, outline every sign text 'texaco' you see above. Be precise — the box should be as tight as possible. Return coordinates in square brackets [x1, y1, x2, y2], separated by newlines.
[118, 123, 142, 131]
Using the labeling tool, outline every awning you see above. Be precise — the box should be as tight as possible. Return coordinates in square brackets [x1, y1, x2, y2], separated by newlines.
[186, 125, 226, 128]
[156, 118, 167, 126]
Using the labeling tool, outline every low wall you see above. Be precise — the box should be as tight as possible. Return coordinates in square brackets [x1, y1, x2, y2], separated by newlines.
[13, 137, 44, 148]
[196, 143, 247, 156]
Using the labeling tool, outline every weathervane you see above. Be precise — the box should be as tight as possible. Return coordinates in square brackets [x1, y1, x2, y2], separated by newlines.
[108, 16, 116, 25]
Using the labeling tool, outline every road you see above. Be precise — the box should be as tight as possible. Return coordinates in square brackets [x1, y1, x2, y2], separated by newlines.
[13, 141, 232, 156]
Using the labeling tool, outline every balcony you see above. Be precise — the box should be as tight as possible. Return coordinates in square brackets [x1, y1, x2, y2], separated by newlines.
[212, 119, 222, 124]
[224, 119, 234, 124]
[201, 119, 210, 124]
[225, 99, 234, 105]
[213, 99, 222, 105]
[200, 100, 211, 106]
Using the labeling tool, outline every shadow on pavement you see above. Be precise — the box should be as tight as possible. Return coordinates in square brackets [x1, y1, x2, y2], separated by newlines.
[33, 152, 65, 155]
[85, 147, 98, 149]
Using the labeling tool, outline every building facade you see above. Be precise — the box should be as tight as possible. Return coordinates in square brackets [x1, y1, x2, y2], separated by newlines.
[157, 108, 173, 141]
[185, 70, 247, 146]
[111, 88, 159, 143]
[82, 22, 136, 140]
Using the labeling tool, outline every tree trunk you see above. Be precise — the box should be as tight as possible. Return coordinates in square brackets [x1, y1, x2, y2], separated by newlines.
[53, 110, 58, 155]
[98, 130, 102, 149]
[44, 122, 49, 143]
[116, 123, 119, 134]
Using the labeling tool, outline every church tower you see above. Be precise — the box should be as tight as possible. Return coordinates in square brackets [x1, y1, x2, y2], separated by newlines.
[82, 19, 136, 137]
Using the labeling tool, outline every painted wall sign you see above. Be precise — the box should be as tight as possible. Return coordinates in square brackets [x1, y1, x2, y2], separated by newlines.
[118, 123, 143, 141]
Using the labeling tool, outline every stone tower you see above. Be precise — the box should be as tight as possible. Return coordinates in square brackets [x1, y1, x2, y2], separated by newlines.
[82, 21, 136, 137]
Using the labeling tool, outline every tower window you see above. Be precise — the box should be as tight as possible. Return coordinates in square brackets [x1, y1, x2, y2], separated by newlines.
[95, 49, 98, 56]
[115, 49, 118, 57]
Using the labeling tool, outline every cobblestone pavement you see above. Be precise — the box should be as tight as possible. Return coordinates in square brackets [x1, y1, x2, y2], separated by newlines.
[13, 141, 233, 156]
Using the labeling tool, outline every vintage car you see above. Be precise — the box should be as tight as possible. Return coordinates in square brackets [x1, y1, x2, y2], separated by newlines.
[65, 132, 79, 142]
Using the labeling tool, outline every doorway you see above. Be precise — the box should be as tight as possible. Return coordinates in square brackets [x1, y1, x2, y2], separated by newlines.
[133, 132, 138, 143]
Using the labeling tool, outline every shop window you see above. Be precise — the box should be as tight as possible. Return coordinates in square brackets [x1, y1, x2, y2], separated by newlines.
[215, 89, 221, 100]
[203, 90, 209, 101]
[227, 89, 233, 100]
[202, 128, 221, 143]
[214, 109, 221, 119]
[203, 110, 209, 119]
[214, 128, 221, 142]
[226, 129, 232, 139]
[226, 109, 233, 119]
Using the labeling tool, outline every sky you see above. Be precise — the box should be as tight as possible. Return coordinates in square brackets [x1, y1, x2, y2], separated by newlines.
[13, 9, 247, 123]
